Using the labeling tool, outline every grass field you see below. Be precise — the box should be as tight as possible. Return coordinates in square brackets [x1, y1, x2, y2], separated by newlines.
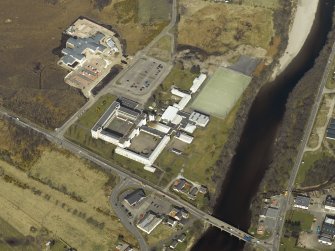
[178, 0, 274, 53]
[148, 35, 172, 62]
[286, 210, 314, 231]
[192, 68, 251, 118]
[65, 94, 161, 184]
[242, 0, 279, 9]
[295, 149, 329, 187]
[138, 0, 171, 24]
[145, 224, 175, 247]
[156, 99, 241, 192]
[0, 150, 136, 251]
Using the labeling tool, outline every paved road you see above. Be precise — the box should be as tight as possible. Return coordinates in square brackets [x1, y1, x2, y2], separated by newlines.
[0, 108, 266, 249]
[110, 178, 149, 251]
[272, 41, 335, 251]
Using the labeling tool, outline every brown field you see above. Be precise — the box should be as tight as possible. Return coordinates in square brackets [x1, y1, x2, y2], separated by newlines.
[178, 0, 274, 54]
[0, 150, 137, 251]
[0, 0, 169, 129]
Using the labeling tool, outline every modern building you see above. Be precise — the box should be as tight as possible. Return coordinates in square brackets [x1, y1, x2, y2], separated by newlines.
[175, 132, 194, 144]
[136, 211, 162, 234]
[91, 100, 146, 148]
[319, 216, 335, 245]
[161, 106, 180, 124]
[124, 189, 146, 207]
[60, 32, 106, 67]
[293, 195, 310, 210]
[325, 195, 335, 211]
[189, 111, 210, 127]
[190, 73, 207, 93]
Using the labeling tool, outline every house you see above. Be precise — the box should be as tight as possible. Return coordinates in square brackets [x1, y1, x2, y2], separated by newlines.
[173, 179, 187, 192]
[189, 186, 199, 200]
[177, 233, 186, 243]
[319, 216, 335, 245]
[199, 185, 208, 194]
[166, 217, 178, 227]
[293, 195, 310, 210]
[325, 195, 335, 211]
[124, 189, 146, 207]
[169, 240, 179, 249]
[326, 118, 335, 140]
[169, 207, 189, 221]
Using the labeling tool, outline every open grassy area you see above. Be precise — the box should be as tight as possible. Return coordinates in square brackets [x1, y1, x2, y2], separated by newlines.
[156, 100, 241, 192]
[138, 0, 171, 24]
[178, 0, 274, 53]
[295, 149, 329, 187]
[65, 94, 161, 184]
[0, 149, 136, 251]
[192, 68, 250, 118]
[280, 237, 308, 251]
[242, 0, 279, 9]
[148, 35, 172, 62]
[147, 63, 198, 108]
[144, 224, 175, 247]
[286, 210, 314, 232]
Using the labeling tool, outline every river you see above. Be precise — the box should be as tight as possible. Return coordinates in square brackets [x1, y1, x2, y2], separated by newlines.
[191, 0, 334, 250]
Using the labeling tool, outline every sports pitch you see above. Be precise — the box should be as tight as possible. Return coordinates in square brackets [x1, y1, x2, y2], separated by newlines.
[192, 68, 251, 118]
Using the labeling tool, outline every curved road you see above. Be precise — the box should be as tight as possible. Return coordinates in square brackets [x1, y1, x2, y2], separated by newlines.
[110, 179, 149, 251]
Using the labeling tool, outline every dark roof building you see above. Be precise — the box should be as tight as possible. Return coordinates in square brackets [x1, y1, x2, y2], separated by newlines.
[325, 195, 335, 210]
[320, 216, 335, 239]
[294, 195, 310, 209]
[124, 189, 146, 207]
[326, 118, 335, 140]
[61, 32, 106, 66]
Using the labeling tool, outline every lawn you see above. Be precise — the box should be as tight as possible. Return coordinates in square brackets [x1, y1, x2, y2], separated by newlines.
[0, 217, 38, 251]
[156, 99, 241, 192]
[145, 224, 175, 247]
[147, 63, 198, 108]
[242, 0, 279, 9]
[148, 35, 172, 62]
[65, 94, 161, 184]
[286, 210, 314, 232]
[0, 153, 137, 251]
[192, 67, 251, 118]
[279, 237, 308, 251]
[295, 149, 329, 187]
[138, 0, 171, 24]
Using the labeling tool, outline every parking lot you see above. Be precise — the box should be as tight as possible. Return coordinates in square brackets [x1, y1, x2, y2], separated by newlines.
[117, 57, 166, 95]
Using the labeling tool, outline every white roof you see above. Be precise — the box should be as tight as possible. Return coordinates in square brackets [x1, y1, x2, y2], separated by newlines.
[171, 88, 188, 98]
[325, 217, 335, 225]
[161, 106, 179, 122]
[173, 95, 191, 110]
[171, 115, 183, 125]
[176, 133, 194, 144]
[152, 123, 171, 133]
[137, 212, 162, 234]
[189, 111, 210, 127]
[190, 73, 207, 93]
[182, 123, 197, 134]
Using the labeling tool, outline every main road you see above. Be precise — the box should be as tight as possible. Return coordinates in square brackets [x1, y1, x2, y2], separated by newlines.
[272, 41, 335, 251]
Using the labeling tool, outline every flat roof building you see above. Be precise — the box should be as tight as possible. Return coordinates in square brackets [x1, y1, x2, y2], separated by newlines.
[190, 73, 207, 93]
[319, 215, 335, 245]
[124, 189, 146, 207]
[161, 106, 179, 123]
[326, 118, 335, 140]
[293, 195, 310, 210]
[189, 111, 210, 127]
[325, 195, 335, 211]
[137, 211, 162, 234]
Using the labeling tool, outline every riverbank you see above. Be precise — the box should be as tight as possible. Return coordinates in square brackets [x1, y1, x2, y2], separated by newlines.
[271, 0, 319, 79]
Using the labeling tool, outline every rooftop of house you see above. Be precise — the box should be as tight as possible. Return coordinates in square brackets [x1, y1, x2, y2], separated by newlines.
[294, 195, 310, 207]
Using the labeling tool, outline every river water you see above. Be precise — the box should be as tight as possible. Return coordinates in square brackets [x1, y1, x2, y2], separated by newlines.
[192, 0, 334, 250]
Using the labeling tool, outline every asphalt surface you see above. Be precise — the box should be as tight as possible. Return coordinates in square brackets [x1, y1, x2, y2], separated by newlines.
[110, 178, 149, 251]
[272, 41, 335, 251]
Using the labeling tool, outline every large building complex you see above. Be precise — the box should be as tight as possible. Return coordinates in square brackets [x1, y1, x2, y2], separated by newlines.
[58, 17, 123, 97]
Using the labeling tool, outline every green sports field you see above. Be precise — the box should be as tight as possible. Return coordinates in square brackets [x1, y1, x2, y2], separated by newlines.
[192, 68, 251, 118]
